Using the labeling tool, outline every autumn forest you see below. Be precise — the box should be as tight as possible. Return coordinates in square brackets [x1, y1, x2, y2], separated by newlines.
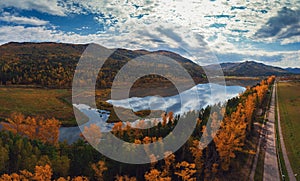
[0, 75, 276, 180]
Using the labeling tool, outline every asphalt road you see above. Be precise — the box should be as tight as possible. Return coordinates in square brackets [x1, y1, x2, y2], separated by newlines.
[263, 84, 280, 181]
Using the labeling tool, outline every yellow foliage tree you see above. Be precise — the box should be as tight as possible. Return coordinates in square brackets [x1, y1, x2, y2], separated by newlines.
[37, 118, 61, 145]
[214, 105, 247, 171]
[1, 112, 26, 135]
[82, 124, 102, 146]
[23, 116, 37, 140]
[167, 112, 174, 124]
[162, 151, 175, 177]
[91, 161, 107, 181]
[0, 165, 89, 181]
[33, 164, 53, 181]
[0, 174, 13, 181]
[189, 140, 204, 175]
[175, 161, 196, 181]
[1, 113, 61, 145]
[144, 169, 171, 181]
[20, 169, 34, 180]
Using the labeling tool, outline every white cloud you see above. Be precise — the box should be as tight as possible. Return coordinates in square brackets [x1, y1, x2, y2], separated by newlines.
[0, 26, 90, 44]
[1, 0, 298, 45]
[281, 35, 300, 45]
[1, 0, 299, 46]
[261, 51, 300, 68]
[66, 0, 300, 47]
[0, 0, 65, 16]
[0, 0, 299, 67]
[0, 14, 49, 26]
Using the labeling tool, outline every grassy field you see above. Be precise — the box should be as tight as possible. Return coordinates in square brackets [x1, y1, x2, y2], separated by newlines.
[0, 87, 156, 126]
[0, 88, 75, 126]
[278, 81, 300, 177]
[275, 94, 289, 181]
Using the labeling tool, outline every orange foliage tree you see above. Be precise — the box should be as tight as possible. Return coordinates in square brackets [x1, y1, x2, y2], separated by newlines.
[162, 151, 175, 177]
[189, 140, 204, 176]
[91, 161, 107, 181]
[37, 118, 61, 145]
[213, 76, 275, 171]
[214, 105, 247, 171]
[144, 169, 171, 181]
[1, 112, 27, 135]
[33, 164, 53, 181]
[82, 124, 102, 146]
[0, 164, 89, 181]
[0, 164, 52, 181]
[1, 113, 61, 145]
[174, 161, 196, 181]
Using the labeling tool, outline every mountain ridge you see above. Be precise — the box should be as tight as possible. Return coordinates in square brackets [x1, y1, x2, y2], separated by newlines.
[0, 42, 297, 89]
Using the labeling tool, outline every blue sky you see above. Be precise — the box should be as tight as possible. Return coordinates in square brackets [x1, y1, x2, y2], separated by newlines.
[0, 0, 299, 68]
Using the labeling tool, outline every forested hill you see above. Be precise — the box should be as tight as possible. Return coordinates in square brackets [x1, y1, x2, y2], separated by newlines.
[204, 61, 291, 76]
[0, 42, 206, 88]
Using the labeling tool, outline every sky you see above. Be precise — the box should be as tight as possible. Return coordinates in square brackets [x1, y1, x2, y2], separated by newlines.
[0, 0, 299, 68]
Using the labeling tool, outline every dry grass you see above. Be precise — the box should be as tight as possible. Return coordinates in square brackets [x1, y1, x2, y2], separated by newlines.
[278, 81, 300, 177]
[0, 88, 75, 125]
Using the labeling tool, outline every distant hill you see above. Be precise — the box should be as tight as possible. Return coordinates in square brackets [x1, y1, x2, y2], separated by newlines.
[0, 42, 206, 88]
[285, 67, 300, 74]
[204, 61, 290, 76]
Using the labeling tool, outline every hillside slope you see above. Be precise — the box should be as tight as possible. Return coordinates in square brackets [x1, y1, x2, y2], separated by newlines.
[0, 42, 206, 88]
[204, 61, 290, 76]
